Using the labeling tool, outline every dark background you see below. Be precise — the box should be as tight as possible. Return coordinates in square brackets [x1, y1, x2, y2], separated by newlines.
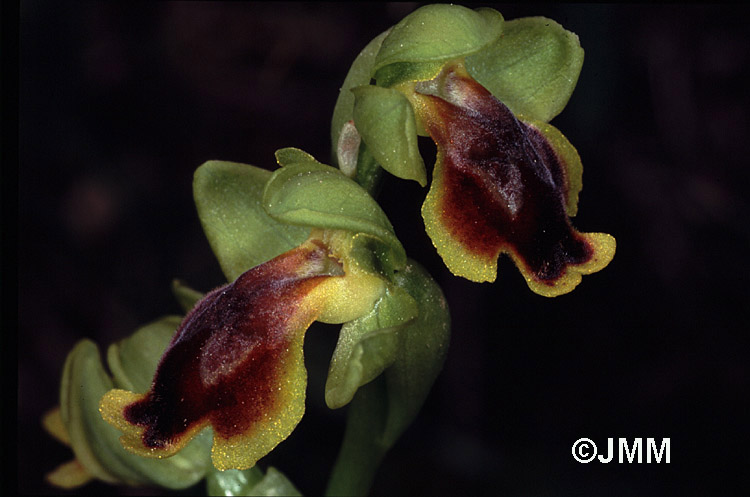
[18, 3, 748, 496]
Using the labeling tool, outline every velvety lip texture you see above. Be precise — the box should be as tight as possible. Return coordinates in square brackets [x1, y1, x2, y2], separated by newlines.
[415, 63, 615, 295]
[101, 240, 336, 470]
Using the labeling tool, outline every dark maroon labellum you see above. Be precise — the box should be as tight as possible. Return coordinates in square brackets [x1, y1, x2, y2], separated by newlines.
[421, 69, 594, 283]
[123, 243, 333, 448]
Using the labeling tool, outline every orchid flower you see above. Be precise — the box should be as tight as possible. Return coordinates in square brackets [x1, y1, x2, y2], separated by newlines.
[46, 150, 449, 493]
[99, 230, 385, 471]
[44, 5, 616, 495]
[332, 4, 616, 296]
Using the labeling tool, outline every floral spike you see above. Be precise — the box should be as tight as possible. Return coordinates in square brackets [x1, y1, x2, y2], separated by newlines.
[101, 231, 385, 470]
[401, 61, 615, 296]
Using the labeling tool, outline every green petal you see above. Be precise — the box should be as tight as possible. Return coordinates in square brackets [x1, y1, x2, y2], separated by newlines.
[351, 85, 426, 186]
[331, 30, 390, 167]
[325, 286, 418, 409]
[465, 16, 584, 122]
[373, 5, 503, 75]
[60, 340, 212, 489]
[194, 160, 309, 282]
[262, 160, 406, 270]
[274, 147, 326, 169]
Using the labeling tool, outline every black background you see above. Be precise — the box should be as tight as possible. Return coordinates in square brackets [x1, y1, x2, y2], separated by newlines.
[17, 3, 748, 496]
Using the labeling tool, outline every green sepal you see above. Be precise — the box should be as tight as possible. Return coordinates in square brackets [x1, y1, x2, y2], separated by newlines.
[171, 279, 204, 313]
[206, 466, 302, 497]
[106, 315, 181, 393]
[351, 85, 426, 186]
[60, 339, 212, 489]
[381, 260, 450, 444]
[331, 30, 390, 167]
[262, 159, 406, 270]
[193, 160, 309, 282]
[373, 5, 503, 79]
[326, 260, 450, 495]
[465, 16, 584, 123]
[325, 286, 419, 409]
[60, 340, 144, 485]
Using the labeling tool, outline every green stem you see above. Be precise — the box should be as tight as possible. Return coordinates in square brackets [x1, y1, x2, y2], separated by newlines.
[325, 376, 390, 496]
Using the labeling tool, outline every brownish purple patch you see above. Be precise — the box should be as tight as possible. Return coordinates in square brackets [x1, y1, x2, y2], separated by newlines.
[422, 73, 593, 283]
[123, 244, 332, 448]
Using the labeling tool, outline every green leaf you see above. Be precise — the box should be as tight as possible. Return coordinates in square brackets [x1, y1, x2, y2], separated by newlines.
[262, 161, 406, 270]
[206, 466, 302, 496]
[325, 286, 418, 409]
[106, 315, 182, 393]
[171, 279, 204, 313]
[331, 30, 390, 168]
[373, 5, 503, 74]
[465, 16, 584, 122]
[60, 340, 212, 489]
[194, 160, 310, 282]
[351, 85, 426, 186]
